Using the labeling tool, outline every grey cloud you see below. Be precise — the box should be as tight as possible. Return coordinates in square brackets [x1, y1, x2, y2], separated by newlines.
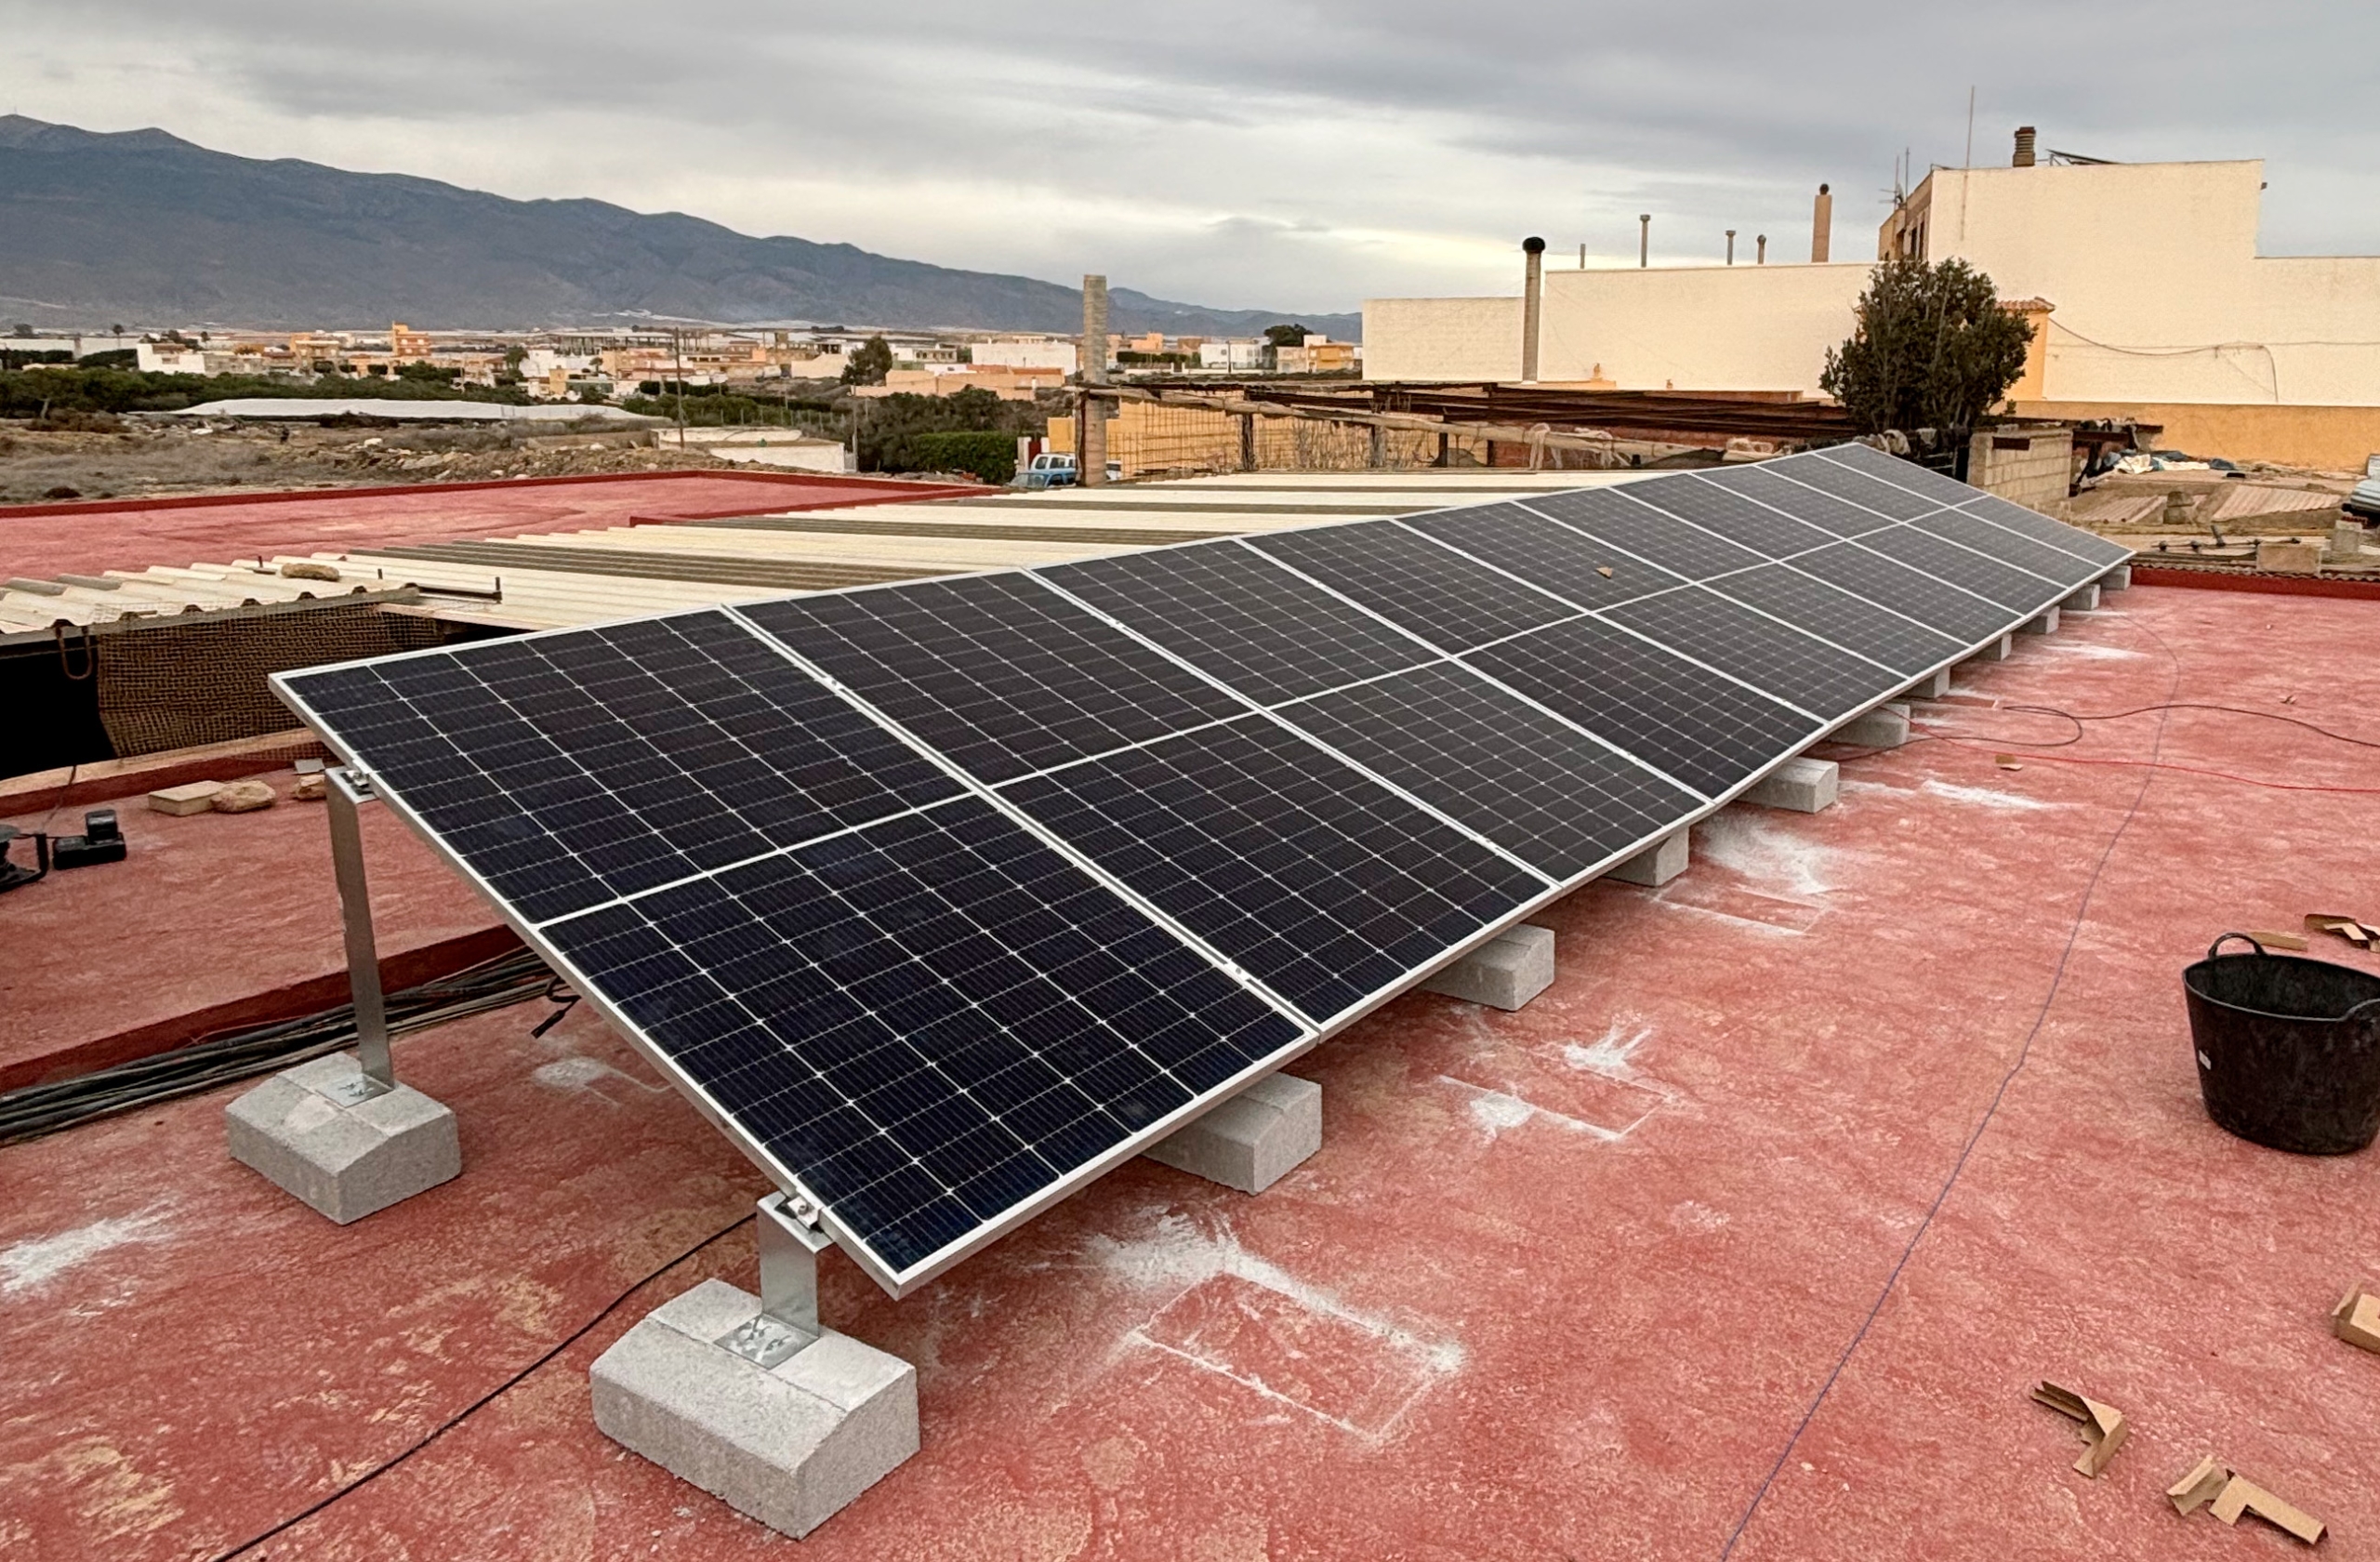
[7, 0, 2377, 306]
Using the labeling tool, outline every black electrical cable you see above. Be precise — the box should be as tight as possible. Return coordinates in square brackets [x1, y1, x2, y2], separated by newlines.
[205, 1211, 753, 1562]
[1719, 616, 2185, 1557]
[0, 948, 558, 1145]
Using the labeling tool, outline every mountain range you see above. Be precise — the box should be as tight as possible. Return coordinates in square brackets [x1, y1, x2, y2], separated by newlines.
[0, 115, 1358, 340]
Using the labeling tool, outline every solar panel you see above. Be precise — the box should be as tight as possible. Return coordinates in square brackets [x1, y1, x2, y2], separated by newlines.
[274, 441, 2130, 1299]
[536, 797, 1303, 1277]
[1698, 464, 1899, 537]
[1768, 451, 1940, 521]
[1907, 510, 2106, 586]
[1704, 563, 1967, 674]
[1621, 475, 1842, 560]
[1784, 542, 2022, 642]
[739, 575, 1242, 785]
[1816, 441, 1977, 504]
[1853, 525, 2070, 611]
[1401, 503, 1686, 610]
[1521, 488, 1772, 579]
[1465, 616, 1823, 797]
[1601, 587, 1907, 720]
[1247, 520, 1576, 653]
[1954, 491, 2135, 565]
[1040, 541, 1435, 703]
[1275, 662, 1703, 880]
[281, 611, 962, 924]
[998, 716, 1549, 1026]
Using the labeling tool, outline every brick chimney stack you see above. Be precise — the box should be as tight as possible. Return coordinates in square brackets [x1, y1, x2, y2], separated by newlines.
[1810, 184, 1832, 263]
[2013, 126, 2037, 167]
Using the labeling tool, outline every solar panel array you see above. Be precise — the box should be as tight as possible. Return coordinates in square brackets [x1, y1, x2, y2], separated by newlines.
[275, 442, 2129, 1294]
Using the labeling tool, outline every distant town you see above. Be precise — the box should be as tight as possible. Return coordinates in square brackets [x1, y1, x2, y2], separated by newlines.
[0, 321, 1361, 401]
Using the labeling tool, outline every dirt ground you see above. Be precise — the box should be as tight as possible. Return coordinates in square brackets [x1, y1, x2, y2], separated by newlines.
[0, 417, 747, 504]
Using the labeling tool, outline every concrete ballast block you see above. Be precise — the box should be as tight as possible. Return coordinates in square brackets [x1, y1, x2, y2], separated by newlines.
[1965, 633, 2015, 665]
[1903, 668, 1952, 700]
[1831, 701, 1910, 749]
[2061, 583, 2100, 612]
[590, 1278, 918, 1539]
[2018, 605, 2060, 635]
[225, 1052, 459, 1224]
[2103, 564, 2132, 590]
[1421, 923, 1554, 1011]
[1143, 1072, 1320, 1195]
[1607, 828, 1687, 887]
[1743, 757, 1839, 814]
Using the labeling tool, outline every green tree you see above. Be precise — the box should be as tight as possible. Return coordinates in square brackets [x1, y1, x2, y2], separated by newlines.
[841, 336, 894, 386]
[1262, 324, 1310, 348]
[1819, 258, 2032, 435]
[394, 360, 461, 385]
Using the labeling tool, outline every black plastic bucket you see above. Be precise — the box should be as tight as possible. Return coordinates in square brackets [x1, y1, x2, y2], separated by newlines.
[2184, 933, 2380, 1155]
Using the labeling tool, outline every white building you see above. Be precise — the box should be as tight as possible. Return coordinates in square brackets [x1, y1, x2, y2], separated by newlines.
[1197, 338, 1266, 372]
[969, 336, 1078, 374]
[136, 341, 223, 374]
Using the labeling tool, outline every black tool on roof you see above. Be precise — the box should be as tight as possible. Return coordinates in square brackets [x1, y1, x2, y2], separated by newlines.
[0, 825, 50, 893]
[53, 809, 126, 869]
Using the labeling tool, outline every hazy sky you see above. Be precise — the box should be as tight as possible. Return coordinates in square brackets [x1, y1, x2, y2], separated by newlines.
[6, 1, 2376, 312]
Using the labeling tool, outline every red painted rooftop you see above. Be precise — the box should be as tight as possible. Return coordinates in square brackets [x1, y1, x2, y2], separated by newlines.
[0, 469, 982, 580]
[7, 582, 2380, 1559]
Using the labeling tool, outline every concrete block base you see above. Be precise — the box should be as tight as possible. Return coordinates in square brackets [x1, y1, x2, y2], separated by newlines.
[2061, 583, 2100, 612]
[226, 1052, 459, 1224]
[1832, 701, 1910, 749]
[1607, 828, 1687, 887]
[2019, 605, 2060, 635]
[1903, 668, 1952, 700]
[1143, 1073, 1320, 1195]
[590, 1278, 918, 1540]
[2103, 563, 2132, 590]
[1966, 633, 2014, 664]
[1421, 924, 1554, 1011]
[1744, 757, 1839, 814]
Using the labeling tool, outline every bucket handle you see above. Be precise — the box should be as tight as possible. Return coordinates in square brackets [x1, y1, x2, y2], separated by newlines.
[2207, 932, 2269, 960]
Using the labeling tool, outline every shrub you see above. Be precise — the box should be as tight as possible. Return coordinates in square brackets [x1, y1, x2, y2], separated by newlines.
[910, 430, 1018, 484]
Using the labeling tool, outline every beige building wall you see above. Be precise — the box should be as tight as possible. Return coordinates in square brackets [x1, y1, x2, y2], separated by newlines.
[1531, 263, 1876, 390]
[1362, 297, 1524, 381]
[1365, 154, 2380, 465]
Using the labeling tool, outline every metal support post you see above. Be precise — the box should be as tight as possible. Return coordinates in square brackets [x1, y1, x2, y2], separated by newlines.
[324, 767, 393, 1103]
[721, 1192, 833, 1368]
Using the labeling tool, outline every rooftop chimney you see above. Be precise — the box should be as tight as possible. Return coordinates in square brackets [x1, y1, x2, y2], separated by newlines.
[1520, 236, 1545, 383]
[1638, 214, 1651, 268]
[1757, 233, 1767, 264]
[1726, 229, 1737, 265]
[2013, 126, 2037, 167]
[1810, 184, 1832, 263]
[1079, 273, 1108, 486]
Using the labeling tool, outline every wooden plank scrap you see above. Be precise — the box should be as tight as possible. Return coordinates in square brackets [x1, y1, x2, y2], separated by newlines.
[2168, 1455, 2228, 1516]
[2306, 913, 2377, 949]
[2030, 1382, 2130, 1478]
[2245, 929, 2311, 952]
[2332, 1281, 2380, 1354]
[2211, 1475, 2324, 1545]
